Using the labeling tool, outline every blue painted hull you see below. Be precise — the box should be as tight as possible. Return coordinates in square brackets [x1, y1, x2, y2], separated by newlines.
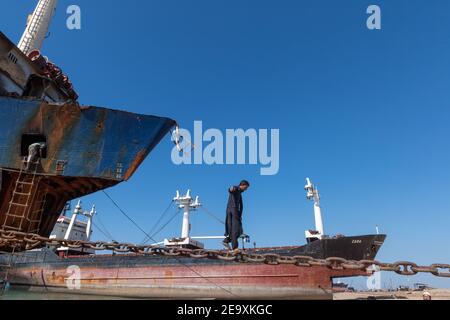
[0, 97, 175, 179]
[0, 96, 175, 237]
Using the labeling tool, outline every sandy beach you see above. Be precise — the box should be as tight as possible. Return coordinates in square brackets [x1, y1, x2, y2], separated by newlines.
[334, 289, 450, 300]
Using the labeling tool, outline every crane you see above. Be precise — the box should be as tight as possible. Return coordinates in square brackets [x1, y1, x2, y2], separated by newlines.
[304, 178, 325, 242]
[18, 0, 58, 55]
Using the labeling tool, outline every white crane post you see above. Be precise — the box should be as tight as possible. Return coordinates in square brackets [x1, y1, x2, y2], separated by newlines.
[85, 205, 96, 242]
[313, 194, 324, 236]
[18, 0, 59, 55]
[305, 178, 325, 237]
[174, 190, 201, 239]
[181, 190, 191, 239]
[64, 199, 81, 240]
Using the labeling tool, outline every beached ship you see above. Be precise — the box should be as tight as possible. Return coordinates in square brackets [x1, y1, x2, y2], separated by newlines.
[0, 0, 176, 242]
[0, 1, 385, 300]
[247, 178, 386, 261]
[0, 182, 385, 299]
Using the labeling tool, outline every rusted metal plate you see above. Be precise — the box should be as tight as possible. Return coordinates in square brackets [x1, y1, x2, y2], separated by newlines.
[0, 32, 36, 91]
[3, 256, 335, 299]
[0, 96, 176, 237]
[0, 96, 175, 180]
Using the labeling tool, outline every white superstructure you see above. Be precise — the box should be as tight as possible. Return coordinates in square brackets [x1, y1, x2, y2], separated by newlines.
[51, 200, 96, 255]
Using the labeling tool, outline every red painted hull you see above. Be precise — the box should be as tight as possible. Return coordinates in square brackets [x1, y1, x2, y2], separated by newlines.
[5, 257, 366, 299]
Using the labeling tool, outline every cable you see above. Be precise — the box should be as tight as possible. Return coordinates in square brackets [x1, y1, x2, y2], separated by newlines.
[140, 200, 175, 245]
[92, 222, 114, 242]
[102, 191, 158, 239]
[102, 190, 238, 298]
[142, 208, 181, 244]
[95, 213, 115, 241]
[200, 206, 225, 225]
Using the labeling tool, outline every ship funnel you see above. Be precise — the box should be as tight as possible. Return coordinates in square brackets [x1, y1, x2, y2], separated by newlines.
[18, 0, 59, 55]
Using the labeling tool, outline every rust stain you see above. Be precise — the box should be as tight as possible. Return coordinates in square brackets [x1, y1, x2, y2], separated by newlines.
[123, 150, 147, 180]
[0, 95, 175, 239]
[164, 270, 174, 278]
[41, 102, 81, 173]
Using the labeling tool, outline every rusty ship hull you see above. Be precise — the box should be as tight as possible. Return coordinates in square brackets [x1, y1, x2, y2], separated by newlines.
[0, 95, 175, 239]
[0, 250, 369, 300]
[0, 9, 381, 300]
[0, 233, 385, 299]
[0, 28, 177, 241]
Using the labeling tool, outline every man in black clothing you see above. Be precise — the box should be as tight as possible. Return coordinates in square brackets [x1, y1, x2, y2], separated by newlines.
[223, 180, 250, 251]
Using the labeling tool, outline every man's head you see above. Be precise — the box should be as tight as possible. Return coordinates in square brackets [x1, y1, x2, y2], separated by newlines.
[239, 180, 250, 192]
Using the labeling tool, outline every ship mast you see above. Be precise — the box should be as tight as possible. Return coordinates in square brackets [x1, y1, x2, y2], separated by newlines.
[304, 178, 325, 242]
[56, 200, 96, 256]
[18, 0, 58, 55]
[164, 190, 204, 249]
[175, 190, 201, 239]
[63, 200, 96, 242]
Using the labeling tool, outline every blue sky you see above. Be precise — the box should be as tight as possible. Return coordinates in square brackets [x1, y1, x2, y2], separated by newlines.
[1, 0, 450, 289]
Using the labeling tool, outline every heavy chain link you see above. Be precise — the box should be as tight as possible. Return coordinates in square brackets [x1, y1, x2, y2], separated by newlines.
[0, 230, 449, 278]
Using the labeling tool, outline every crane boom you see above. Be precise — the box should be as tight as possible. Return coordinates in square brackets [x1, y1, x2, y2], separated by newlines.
[18, 0, 58, 55]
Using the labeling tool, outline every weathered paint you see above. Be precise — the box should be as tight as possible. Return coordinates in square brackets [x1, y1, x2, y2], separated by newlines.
[0, 252, 368, 299]
[249, 234, 387, 261]
[1, 31, 78, 102]
[0, 96, 176, 238]
[0, 97, 175, 179]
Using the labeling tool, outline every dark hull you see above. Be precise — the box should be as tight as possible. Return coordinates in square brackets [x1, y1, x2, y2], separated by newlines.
[252, 234, 387, 260]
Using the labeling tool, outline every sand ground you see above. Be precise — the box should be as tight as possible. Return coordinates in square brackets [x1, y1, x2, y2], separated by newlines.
[334, 289, 450, 300]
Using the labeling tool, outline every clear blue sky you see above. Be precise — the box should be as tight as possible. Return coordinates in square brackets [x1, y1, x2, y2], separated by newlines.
[1, 0, 450, 289]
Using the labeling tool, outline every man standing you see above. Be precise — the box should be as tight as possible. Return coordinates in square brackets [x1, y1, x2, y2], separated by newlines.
[223, 180, 250, 251]
[25, 142, 46, 170]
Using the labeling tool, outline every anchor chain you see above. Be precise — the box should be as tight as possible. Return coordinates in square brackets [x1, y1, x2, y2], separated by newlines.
[0, 230, 449, 278]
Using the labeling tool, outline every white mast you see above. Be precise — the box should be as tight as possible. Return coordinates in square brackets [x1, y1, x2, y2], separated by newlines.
[18, 0, 58, 55]
[85, 205, 96, 242]
[165, 190, 204, 249]
[64, 200, 82, 240]
[173, 190, 201, 239]
[63, 201, 95, 241]
[58, 200, 96, 255]
[304, 178, 325, 241]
